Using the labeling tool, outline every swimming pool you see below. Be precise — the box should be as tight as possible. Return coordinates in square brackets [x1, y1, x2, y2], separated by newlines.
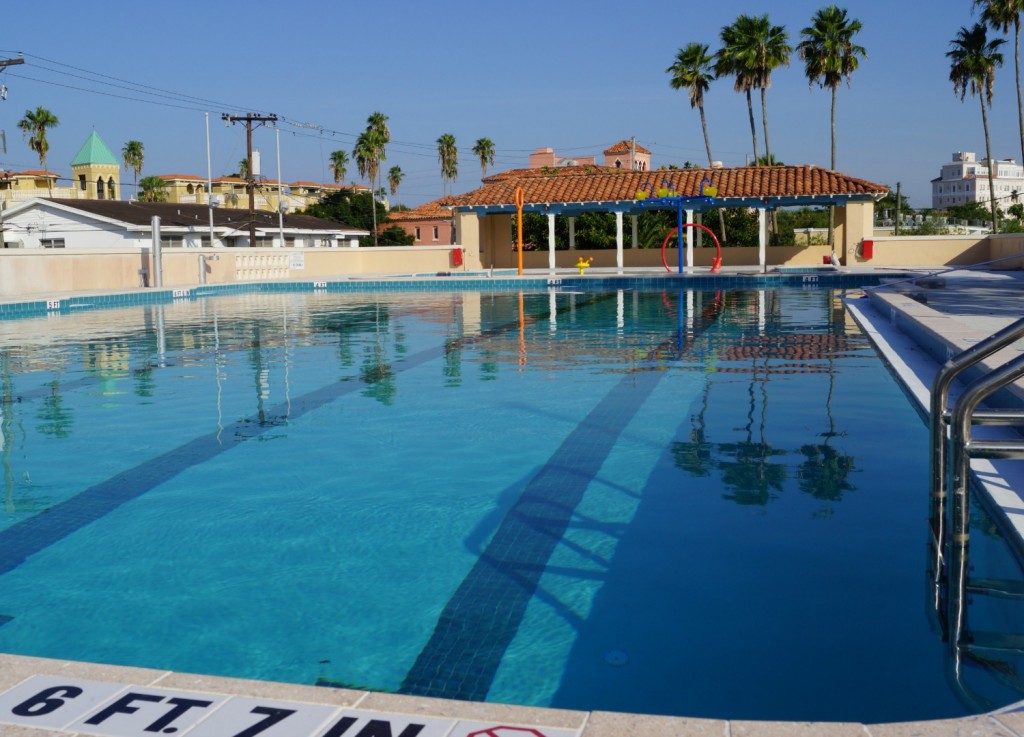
[0, 285, 1019, 724]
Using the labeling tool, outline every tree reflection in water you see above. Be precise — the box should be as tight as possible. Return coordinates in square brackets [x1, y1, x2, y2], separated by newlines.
[671, 290, 857, 508]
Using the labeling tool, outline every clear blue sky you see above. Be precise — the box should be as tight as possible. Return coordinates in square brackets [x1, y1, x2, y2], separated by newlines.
[0, 0, 1018, 210]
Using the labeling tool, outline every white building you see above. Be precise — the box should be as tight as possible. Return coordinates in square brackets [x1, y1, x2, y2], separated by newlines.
[1, 198, 366, 249]
[931, 151, 1024, 212]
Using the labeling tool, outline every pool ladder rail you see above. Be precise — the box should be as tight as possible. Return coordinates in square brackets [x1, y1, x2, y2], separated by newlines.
[928, 315, 1024, 708]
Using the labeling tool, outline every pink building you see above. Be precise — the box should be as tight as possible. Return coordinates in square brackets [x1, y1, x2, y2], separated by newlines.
[388, 197, 458, 245]
[526, 140, 651, 171]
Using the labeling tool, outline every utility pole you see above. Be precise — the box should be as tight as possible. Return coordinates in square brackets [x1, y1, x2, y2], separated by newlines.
[222, 113, 277, 248]
[0, 57, 24, 249]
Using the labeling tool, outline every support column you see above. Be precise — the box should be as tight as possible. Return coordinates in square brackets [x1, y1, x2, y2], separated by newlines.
[758, 208, 768, 272]
[685, 209, 694, 274]
[615, 211, 624, 273]
[630, 215, 638, 249]
[547, 213, 556, 273]
[568, 216, 576, 250]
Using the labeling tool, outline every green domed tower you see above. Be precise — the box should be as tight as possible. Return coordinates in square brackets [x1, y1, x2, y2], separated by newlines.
[70, 131, 120, 200]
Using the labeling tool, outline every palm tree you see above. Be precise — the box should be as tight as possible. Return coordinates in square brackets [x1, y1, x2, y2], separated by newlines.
[121, 140, 144, 200]
[366, 112, 390, 195]
[975, 0, 1024, 166]
[358, 113, 390, 245]
[387, 166, 404, 207]
[138, 176, 168, 203]
[236, 158, 249, 180]
[17, 107, 59, 197]
[667, 42, 727, 242]
[716, 21, 760, 165]
[354, 129, 385, 244]
[948, 22, 1006, 232]
[717, 15, 791, 168]
[328, 150, 349, 185]
[472, 137, 496, 178]
[798, 5, 866, 246]
[437, 133, 458, 195]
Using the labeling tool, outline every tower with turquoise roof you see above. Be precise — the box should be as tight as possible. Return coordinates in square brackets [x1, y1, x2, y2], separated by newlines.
[70, 131, 120, 200]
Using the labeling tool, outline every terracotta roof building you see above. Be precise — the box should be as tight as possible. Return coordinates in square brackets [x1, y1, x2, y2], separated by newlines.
[387, 197, 458, 245]
[443, 163, 887, 272]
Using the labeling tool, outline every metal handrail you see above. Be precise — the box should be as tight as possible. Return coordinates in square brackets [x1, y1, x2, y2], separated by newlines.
[930, 316, 1024, 519]
[946, 353, 1024, 655]
[927, 316, 1024, 648]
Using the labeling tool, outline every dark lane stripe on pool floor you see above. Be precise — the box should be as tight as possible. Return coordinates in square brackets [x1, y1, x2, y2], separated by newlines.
[399, 366, 665, 701]
[0, 294, 613, 578]
[400, 293, 728, 702]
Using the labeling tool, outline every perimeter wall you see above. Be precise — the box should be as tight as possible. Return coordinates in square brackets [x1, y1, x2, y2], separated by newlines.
[0, 234, 1021, 298]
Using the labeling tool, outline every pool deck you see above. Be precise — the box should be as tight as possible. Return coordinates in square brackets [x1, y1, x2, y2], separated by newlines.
[1, 268, 1024, 737]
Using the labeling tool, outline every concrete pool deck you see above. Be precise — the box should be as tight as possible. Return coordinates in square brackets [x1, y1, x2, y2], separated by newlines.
[0, 268, 1023, 736]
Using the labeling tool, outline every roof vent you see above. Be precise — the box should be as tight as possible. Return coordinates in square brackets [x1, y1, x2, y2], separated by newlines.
[711, 161, 723, 168]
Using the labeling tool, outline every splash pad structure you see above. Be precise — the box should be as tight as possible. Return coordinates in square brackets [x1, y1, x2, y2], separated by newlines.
[636, 177, 722, 274]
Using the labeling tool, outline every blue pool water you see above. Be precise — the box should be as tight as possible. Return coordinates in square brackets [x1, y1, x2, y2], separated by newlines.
[0, 286, 1020, 724]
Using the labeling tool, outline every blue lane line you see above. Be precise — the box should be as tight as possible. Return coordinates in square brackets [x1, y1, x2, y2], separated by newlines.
[0, 344, 449, 577]
[0, 294, 611, 579]
[399, 367, 665, 701]
[399, 293, 728, 702]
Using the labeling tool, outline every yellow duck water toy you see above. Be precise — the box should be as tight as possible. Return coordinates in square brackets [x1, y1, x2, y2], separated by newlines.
[576, 257, 593, 275]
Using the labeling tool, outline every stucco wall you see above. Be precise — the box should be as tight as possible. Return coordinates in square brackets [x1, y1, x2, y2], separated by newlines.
[0, 246, 461, 297]
[853, 235, 991, 267]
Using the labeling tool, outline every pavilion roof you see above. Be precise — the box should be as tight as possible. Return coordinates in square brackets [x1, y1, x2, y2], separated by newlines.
[454, 165, 888, 215]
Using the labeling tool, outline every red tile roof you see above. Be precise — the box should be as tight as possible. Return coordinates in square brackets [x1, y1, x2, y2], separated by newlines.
[388, 197, 459, 222]
[455, 165, 887, 211]
[604, 140, 652, 155]
[157, 174, 206, 181]
[10, 170, 57, 178]
[483, 165, 616, 183]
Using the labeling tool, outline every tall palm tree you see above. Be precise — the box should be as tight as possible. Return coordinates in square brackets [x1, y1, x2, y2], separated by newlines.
[667, 42, 727, 242]
[366, 112, 390, 196]
[948, 22, 1005, 232]
[472, 137, 496, 178]
[121, 140, 144, 200]
[716, 21, 760, 165]
[717, 15, 791, 167]
[437, 133, 458, 195]
[975, 0, 1024, 166]
[387, 166, 404, 207]
[354, 129, 385, 244]
[17, 107, 59, 197]
[798, 5, 866, 246]
[328, 150, 349, 185]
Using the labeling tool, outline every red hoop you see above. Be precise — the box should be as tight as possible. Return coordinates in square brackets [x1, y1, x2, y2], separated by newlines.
[660, 223, 722, 273]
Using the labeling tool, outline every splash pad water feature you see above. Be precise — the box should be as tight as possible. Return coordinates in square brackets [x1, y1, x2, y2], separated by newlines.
[636, 177, 722, 274]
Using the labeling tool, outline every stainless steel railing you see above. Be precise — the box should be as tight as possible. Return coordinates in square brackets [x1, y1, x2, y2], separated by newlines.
[929, 316, 1024, 667]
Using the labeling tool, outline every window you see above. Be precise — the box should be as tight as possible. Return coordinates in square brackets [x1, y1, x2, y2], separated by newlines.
[415, 227, 421, 240]
[96, 177, 105, 200]
[79, 175, 86, 191]
[41, 238, 66, 249]
[108, 178, 115, 200]
[432, 225, 439, 241]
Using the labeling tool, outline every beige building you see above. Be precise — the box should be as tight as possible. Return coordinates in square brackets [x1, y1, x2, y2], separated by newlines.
[0, 130, 366, 214]
[154, 174, 368, 214]
[0, 132, 121, 203]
